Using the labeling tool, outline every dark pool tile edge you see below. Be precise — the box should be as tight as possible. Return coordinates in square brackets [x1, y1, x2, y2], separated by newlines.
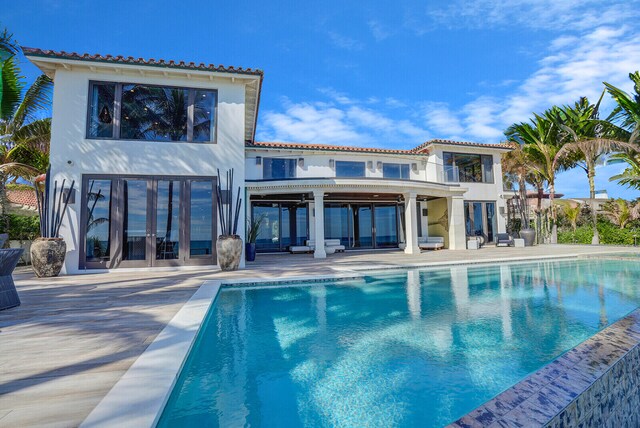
[447, 307, 640, 428]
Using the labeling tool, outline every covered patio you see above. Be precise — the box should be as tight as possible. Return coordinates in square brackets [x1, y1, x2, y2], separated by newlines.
[246, 177, 468, 258]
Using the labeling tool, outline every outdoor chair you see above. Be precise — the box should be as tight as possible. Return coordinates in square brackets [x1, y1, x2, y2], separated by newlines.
[495, 233, 514, 247]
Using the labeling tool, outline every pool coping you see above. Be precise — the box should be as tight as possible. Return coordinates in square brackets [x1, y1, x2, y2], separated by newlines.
[80, 253, 640, 427]
[448, 307, 640, 428]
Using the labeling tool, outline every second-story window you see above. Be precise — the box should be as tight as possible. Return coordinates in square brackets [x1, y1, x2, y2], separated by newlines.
[87, 81, 217, 143]
[263, 158, 296, 179]
[382, 163, 410, 179]
[443, 152, 494, 183]
[335, 161, 365, 178]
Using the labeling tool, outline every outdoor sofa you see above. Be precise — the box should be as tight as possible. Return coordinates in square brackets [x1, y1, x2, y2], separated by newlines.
[418, 236, 445, 251]
[289, 239, 346, 254]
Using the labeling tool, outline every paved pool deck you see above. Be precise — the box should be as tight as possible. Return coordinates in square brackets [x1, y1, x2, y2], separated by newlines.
[1, 244, 639, 427]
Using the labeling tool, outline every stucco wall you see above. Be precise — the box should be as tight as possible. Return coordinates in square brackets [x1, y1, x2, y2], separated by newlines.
[49, 68, 247, 273]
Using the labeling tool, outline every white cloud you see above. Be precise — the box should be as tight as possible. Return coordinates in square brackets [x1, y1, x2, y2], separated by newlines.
[423, 102, 464, 137]
[327, 31, 364, 51]
[423, 0, 639, 32]
[368, 20, 391, 41]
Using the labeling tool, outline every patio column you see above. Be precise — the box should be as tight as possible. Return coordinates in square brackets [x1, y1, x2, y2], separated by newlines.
[313, 190, 326, 259]
[447, 195, 467, 250]
[404, 192, 420, 255]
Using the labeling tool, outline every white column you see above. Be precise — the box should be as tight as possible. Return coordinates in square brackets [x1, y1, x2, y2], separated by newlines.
[313, 190, 326, 258]
[448, 195, 467, 250]
[404, 192, 420, 255]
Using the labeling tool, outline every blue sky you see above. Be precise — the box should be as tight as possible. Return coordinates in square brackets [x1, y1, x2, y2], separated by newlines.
[4, 0, 640, 198]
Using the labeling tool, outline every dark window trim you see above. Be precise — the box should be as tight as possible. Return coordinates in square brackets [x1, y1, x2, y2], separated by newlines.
[79, 173, 217, 270]
[443, 152, 495, 184]
[86, 81, 218, 144]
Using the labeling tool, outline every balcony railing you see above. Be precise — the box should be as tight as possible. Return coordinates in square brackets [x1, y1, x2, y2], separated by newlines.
[442, 166, 459, 183]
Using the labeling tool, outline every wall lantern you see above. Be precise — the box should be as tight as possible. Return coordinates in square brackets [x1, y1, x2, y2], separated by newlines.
[329, 159, 335, 168]
[298, 158, 304, 167]
[367, 160, 373, 170]
[377, 161, 383, 170]
[422, 208, 428, 217]
[411, 163, 418, 172]
[256, 156, 262, 165]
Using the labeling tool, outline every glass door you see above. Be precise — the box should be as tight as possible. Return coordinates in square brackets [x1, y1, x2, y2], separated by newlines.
[324, 204, 351, 248]
[351, 204, 373, 248]
[152, 179, 182, 266]
[463, 201, 498, 243]
[374, 205, 399, 247]
[119, 178, 151, 267]
[186, 180, 216, 265]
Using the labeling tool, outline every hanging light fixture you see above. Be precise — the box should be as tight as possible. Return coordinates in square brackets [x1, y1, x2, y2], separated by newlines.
[99, 105, 112, 124]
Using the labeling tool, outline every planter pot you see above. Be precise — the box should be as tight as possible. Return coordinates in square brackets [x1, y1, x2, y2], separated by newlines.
[0, 248, 24, 310]
[30, 238, 66, 278]
[217, 235, 243, 271]
[519, 229, 536, 247]
[245, 242, 256, 262]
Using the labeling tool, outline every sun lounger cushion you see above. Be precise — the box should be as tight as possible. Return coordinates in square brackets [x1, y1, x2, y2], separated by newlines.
[418, 236, 445, 250]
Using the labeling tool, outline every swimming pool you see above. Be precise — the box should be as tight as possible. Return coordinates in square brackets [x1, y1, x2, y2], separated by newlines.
[157, 258, 640, 427]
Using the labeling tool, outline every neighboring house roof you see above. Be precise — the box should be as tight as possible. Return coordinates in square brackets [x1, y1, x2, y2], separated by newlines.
[22, 47, 264, 76]
[23, 47, 263, 143]
[412, 139, 512, 152]
[6, 188, 38, 210]
[248, 141, 428, 156]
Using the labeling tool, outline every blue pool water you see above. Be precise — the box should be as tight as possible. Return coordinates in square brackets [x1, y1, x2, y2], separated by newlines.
[158, 259, 640, 427]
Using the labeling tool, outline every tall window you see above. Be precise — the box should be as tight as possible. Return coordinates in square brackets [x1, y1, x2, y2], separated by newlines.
[443, 152, 494, 183]
[382, 163, 410, 179]
[263, 158, 297, 179]
[87, 82, 217, 143]
[335, 161, 365, 178]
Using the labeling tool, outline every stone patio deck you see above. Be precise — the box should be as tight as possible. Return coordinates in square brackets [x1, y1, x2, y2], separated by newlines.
[1, 244, 639, 427]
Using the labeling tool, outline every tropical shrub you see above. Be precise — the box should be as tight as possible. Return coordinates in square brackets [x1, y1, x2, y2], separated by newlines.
[557, 219, 640, 245]
[0, 213, 39, 241]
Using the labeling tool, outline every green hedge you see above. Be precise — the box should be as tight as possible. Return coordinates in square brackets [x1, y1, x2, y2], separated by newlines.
[558, 221, 640, 245]
[0, 214, 40, 241]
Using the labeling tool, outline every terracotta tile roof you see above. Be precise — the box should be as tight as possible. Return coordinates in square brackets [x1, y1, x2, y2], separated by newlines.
[412, 139, 512, 152]
[7, 189, 38, 208]
[248, 141, 428, 156]
[22, 47, 264, 77]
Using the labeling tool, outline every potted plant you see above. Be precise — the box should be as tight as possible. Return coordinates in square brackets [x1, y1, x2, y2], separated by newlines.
[215, 169, 243, 271]
[246, 214, 265, 262]
[30, 167, 75, 277]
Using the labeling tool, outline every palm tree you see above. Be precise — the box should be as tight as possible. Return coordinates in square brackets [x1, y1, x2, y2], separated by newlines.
[557, 201, 581, 234]
[603, 72, 640, 190]
[505, 110, 568, 243]
[601, 199, 636, 229]
[501, 142, 533, 232]
[553, 97, 638, 244]
[0, 32, 53, 230]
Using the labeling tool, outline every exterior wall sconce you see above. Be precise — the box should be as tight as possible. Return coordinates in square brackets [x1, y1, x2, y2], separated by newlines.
[411, 163, 418, 172]
[298, 158, 304, 167]
[367, 160, 373, 170]
[329, 159, 335, 168]
[256, 156, 262, 165]
[377, 161, 383, 170]
[422, 208, 428, 216]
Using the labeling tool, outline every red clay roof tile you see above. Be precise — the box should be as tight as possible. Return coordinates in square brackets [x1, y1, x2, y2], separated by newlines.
[22, 47, 264, 77]
[248, 141, 427, 155]
[7, 189, 38, 208]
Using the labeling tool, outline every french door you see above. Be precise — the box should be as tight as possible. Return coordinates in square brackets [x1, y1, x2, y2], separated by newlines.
[324, 203, 400, 249]
[81, 175, 217, 269]
[464, 201, 497, 243]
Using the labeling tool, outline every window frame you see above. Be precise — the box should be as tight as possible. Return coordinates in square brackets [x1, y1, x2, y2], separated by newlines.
[382, 162, 411, 180]
[443, 152, 495, 184]
[335, 160, 366, 178]
[262, 157, 297, 179]
[86, 81, 218, 144]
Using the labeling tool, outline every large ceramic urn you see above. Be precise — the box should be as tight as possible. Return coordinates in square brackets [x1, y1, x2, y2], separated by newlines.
[216, 235, 243, 271]
[519, 229, 536, 247]
[30, 237, 66, 277]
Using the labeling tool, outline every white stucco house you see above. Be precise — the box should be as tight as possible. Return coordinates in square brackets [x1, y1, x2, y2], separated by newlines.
[25, 48, 512, 274]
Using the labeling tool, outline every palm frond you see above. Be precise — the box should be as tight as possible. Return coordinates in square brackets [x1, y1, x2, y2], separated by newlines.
[0, 56, 23, 120]
[11, 118, 51, 151]
[9, 74, 53, 130]
[0, 29, 19, 57]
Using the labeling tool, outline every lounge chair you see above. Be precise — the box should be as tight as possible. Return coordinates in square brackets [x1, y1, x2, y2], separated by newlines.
[324, 239, 346, 253]
[495, 233, 514, 247]
[418, 236, 445, 251]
